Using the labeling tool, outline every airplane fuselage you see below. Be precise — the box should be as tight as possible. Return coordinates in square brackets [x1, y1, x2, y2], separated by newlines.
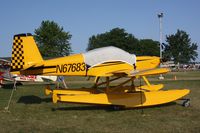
[18, 54, 160, 77]
[10, 34, 160, 77]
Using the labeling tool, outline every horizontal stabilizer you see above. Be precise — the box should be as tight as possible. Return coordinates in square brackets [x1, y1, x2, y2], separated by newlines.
[21, 62, 43, 70]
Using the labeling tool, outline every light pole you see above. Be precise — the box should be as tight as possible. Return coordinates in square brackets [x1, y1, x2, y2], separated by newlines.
[158, 12, 164, 79]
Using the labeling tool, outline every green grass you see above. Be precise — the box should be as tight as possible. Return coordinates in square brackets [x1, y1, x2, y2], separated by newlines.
[0, 71, 200, 133]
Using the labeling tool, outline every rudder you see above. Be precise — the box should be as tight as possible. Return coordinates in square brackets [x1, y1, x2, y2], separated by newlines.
[11, 33, 43, 73]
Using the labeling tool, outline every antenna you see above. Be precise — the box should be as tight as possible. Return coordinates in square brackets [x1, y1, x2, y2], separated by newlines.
[158, 12, 164, 80]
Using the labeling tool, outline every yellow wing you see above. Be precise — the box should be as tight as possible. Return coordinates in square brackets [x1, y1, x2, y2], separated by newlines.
[104, 67, 170, 77]
[129, 68, 170, 77]
[87, 61, 134, 77]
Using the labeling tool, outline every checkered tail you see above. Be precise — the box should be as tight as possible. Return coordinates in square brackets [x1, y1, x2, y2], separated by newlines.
[11, 36, 25, 71]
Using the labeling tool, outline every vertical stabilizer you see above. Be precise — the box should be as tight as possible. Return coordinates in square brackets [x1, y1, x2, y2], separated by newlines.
[11, 33, 43, 72]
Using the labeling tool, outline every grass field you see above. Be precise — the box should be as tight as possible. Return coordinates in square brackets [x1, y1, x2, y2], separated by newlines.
[0, 71, 200, 133]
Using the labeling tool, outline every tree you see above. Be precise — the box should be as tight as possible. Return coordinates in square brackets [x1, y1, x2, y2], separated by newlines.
[34, 20, 72, 57]
[138, 39, 160, 56]
[87, 28, 139, 54]
[163, 29, 198, 64]
[87, 28, 161, 56]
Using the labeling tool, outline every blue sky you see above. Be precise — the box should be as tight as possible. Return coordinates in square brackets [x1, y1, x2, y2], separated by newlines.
[0, 0, 200, 61]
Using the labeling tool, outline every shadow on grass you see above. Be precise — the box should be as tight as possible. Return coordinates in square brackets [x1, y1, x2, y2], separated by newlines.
[140, 102, 177, 109]
[52, 102, 177, 112]
[52, 105, 120, 112]
[17, 95, 52, 104]
[1, 83, 22, 89]
[16, 95, 178, 111]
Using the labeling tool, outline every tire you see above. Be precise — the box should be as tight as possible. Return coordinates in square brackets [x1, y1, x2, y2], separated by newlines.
[182, 100, 190, 107]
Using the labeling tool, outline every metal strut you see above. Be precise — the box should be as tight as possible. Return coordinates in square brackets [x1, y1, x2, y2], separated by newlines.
[94, 77, 121, 88]
[139, 76, 144, 114]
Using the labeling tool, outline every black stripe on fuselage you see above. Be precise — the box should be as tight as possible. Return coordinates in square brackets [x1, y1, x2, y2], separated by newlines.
[26, 65, 56, 71]
[136, 59, 151, 62]
[92, 61, 126, 68]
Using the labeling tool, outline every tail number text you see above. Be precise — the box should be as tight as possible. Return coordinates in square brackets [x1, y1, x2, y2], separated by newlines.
[56, 63, 86, 73]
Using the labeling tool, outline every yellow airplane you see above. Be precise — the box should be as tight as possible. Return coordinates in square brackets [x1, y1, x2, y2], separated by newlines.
[10, 33, 190, 108]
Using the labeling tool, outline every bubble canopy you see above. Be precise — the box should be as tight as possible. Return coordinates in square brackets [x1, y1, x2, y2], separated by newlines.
[83, 46, 136, 67]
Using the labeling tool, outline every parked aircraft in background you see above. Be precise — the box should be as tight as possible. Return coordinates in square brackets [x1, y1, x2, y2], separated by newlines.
[0, 59, 57, 88]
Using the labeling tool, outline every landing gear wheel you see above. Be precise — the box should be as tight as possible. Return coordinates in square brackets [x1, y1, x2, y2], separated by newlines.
[182, 99, 190, 107]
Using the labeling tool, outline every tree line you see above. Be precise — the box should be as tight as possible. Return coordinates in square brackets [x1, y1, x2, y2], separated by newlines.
[34, 20, 198, 64]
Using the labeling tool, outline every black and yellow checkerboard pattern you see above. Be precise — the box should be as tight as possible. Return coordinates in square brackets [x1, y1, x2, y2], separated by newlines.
[11, 36, 25, 71]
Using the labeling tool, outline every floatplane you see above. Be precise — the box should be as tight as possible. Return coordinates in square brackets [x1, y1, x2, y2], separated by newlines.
[10, 33, 190, 108]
